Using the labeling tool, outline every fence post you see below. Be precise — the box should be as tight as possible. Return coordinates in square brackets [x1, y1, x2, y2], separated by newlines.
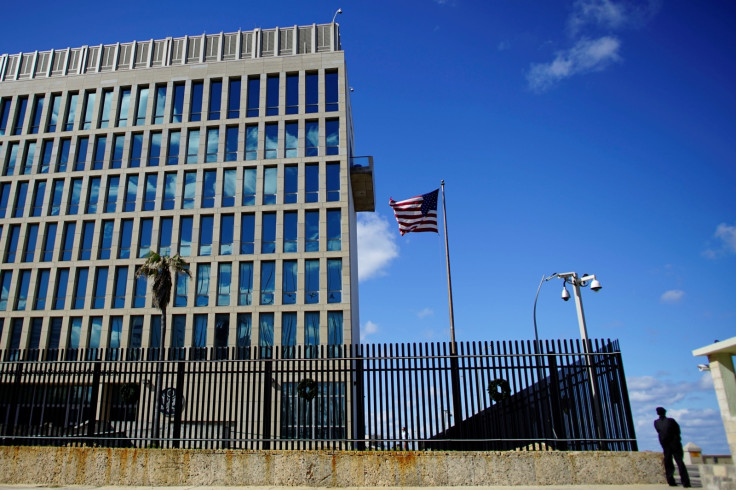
[262, 357, 273, 449]
[547, 353, 568, 450]
[172, 360, 186, 448]
[86, 359, 102, 442]
[3, 362, 24, 439]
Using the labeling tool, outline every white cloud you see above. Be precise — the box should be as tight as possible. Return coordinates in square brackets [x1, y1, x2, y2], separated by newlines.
[361, 320, 379, 341]
[704, 222, 736, 258]
[417, 308, 434, 319]
[497, 40, 511, 51]
[660, 289, 685, 304]
[357, 213, 399, 281]
[527, 36, 621, 92]
[569, 0, 628, 33]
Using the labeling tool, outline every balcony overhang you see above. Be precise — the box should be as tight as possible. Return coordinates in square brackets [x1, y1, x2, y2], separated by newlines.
[350, 156, 375, 212]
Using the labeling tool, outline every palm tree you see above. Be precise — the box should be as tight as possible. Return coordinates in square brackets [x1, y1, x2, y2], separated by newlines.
[136, 251, 191, 443]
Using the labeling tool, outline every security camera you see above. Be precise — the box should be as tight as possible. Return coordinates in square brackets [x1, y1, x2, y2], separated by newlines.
[561, 288, 570, 301]
[590, 279, 602, 292]
[697, 364, 710, 372]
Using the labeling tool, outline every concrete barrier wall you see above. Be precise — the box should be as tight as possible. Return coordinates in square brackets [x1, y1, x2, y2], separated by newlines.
[0, 446, 665, 487]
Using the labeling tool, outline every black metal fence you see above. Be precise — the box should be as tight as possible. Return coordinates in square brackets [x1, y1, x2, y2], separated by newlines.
[0, 339, 637, 451]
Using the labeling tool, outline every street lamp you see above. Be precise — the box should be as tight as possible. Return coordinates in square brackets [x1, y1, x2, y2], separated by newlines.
[332, 8, 343, 24]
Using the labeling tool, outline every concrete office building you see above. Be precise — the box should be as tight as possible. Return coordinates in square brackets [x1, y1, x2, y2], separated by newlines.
[0, 22, 374, 361]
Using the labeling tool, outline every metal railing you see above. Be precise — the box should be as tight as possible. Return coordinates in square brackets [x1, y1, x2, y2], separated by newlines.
[0, 339, 636, 451]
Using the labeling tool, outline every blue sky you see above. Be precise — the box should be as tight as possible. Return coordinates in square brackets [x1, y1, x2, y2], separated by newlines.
[4, 0, 735, 453]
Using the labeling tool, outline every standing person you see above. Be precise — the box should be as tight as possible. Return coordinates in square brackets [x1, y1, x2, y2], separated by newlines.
[654, 407, 691, 487]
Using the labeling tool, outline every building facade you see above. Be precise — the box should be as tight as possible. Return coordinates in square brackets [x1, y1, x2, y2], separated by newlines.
[0, 23, 374, 361]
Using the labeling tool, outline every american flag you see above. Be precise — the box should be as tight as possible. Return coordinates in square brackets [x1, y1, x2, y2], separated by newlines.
[389, 189, 439, 235]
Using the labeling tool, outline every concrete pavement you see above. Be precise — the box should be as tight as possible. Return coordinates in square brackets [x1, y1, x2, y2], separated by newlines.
[0, 485, 686, 490]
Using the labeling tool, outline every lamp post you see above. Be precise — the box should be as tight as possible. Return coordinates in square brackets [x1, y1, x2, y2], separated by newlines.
[534, 272, 605, 446]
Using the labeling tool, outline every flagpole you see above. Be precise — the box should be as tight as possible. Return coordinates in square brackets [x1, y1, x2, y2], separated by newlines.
[441, 180, 463, 436]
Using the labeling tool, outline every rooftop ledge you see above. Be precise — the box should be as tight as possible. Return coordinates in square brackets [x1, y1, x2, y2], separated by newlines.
[350, 156, 375, 212]
[0, 23, 341, 83]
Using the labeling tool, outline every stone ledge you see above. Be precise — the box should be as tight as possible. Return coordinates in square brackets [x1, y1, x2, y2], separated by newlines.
[0, 446, 665, 487]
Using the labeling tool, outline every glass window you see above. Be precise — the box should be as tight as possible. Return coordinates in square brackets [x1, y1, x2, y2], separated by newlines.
[283, 260, 297, 304]
[174, 271, 188, 307]
[111, 134, 124, 168]
[327, 162, 340, 201]
[199, 215, 214, 256]
[206, 128, 218, 162]
[262, 212, 276, 253]
[265, 123, 278, 159]
[305, 259, 319, 304]
[187, 129, 200, 163]
[162, 173, 176, 210]
[202, 169, 216, 207]
[282, 312, 297, 359]
[9, 319, 24, 357]
[284, 211, 298, 253]
[23, 223, 38, 262]
[40, 140, 53, 173]
[171, 82, 185, 123]
[73, 267, 88, 309]
[28, 318, 43, 355]
[193, 315, 207, 359]
[305, 210, 319, 252]
[306, 72, 318, 113]
[117, 88, 131, 127]
[13, 181, 28, 217]
[240, 213, 254, 254]
[214, 314, 229, 359]
[48, 317, 63, 354]
[154, 85, 166, 124]
[118, 219, 133, 259]
[86, 177, 100, 214]
[53, 269, 69, 310]
[328, 259, 342, 303]
[167, 130, 181, 165]
[179, 216, 193, 256]
[260, 261, 275, 305]
[12, 96, 28, 135]
[83, 90, 97, 127]
[305, 164, 319, 202]
[325, 70, 339, 112]
[326, 119, 339, 155]
[93, 136, 106, 170]
[31, 181, 46, 217]
[225, 126, 238, 161]
[5, 224, 20, 262]
[327, 209, 341, 251]
[109, 317, 123, 351]
[259, 313, 274, 358]
[159, 217, 173, 256]
[285, 122, 298, 158]
[87, 317, 102, 357]
[79, 221, 95, 260]
[190, 81, 203, 122]
[217, 263, 231, 306]
[138, 218, 153, 257]
[133, 270, 147, 308]
[135, 86, 149, 126]
[305, 312, 320, 358]
[105, 176, 119, 212]
[286, 73, 298, 115]
[245, 125, 258, 160]
[129, 133, 143, 167]
[0, 183, 8, 217]
[222, 169, 236, 207]
[113, 266, 128, 308]
[238, 262, 253, 306]
[149, 132, 162, 166]
[47, 94, 61, 132]
[56, 139, 70, 172]
[263, 166, 277, 204]
[242, 167, 256, 205]
[220, 214, 234, 255]
[92, 267, 108, 309]
[143, 173, 157, 211]
[60, 222, 75, 261]
[284, 166, 298, 204]
[67, 317, 82, 359]
[98, 220, 113, 259]
[129, 316, 143, 349]
[74, 137, 88, 171]
[209, 80, 222, 120]
[34, 269, 50, 310]
[30, 95, 44, 134]
[266, 74, 279, 116]
[328, 311, 343, 351]
[124, 175, 138, 212]
[196, 263, 210, 306]
[228, 78, 241, 118]
[171, 315, 186, 358]
[21, 142, 35, 175]
[64, 93, 78, 131]
[149, 316, 161, 353]
[97, 89, 111, 128]
[42, 223, 57, 262]
[0, 271, 12, 309]
[183, 171, 196, 209]
[15, 269, 31, 310]
[247, 76, 260, 117]
[0, 97, 10, 135]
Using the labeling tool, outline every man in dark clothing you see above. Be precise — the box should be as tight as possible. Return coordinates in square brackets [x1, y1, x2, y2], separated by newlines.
[654, 407, 691, 487]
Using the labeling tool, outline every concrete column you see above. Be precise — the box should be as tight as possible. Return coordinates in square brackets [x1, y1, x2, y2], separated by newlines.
[708, 352, 736, 459]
